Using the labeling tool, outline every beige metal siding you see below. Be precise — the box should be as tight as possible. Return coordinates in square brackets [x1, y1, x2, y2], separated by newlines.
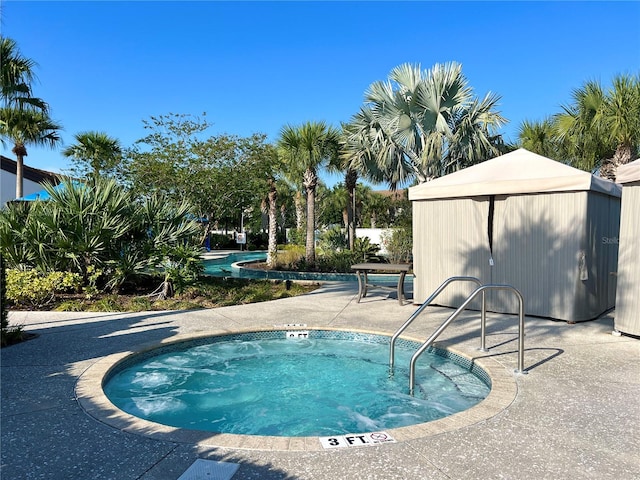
[489, 193, 583, 319]
[488, 192, 619, 321]
[412, 191, 621, 321]
[413, 197, 490, 307]
[615, 182, 640, 334]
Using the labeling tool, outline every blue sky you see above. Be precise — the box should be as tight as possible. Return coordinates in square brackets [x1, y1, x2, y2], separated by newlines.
[2, 1, 639, 187]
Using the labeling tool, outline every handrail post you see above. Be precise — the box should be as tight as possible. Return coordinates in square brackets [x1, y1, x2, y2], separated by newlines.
[409, 284, 526, 395]
[517, 292, 525, 374]
[480, 290, 487, 352]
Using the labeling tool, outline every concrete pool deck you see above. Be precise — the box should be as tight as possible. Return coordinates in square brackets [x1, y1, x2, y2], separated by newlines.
[2, 281, 639, 479]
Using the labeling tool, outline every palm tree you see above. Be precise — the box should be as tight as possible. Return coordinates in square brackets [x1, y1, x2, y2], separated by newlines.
[264, 177, 278, 267]
[339, 122, 388, 249]
[1, 107, 62, 198]
[598, 74, 640, 179]
[344, 62, 505, 187]
[326, 140, 359, 249]
[1, 37, 47, 112]
[518, 118, 559, 159]
[62, 131, 122, 179]
[278, 121, 340, 265]
[554, 80, 612, 172]
[362, 190, 391, 229]
[555, 74, 640, 179]
[260, 144, 284, 268]
[0, 36, 61, 198]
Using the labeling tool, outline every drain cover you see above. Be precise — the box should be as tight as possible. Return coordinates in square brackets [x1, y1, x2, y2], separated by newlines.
[177, 459, 239, 480]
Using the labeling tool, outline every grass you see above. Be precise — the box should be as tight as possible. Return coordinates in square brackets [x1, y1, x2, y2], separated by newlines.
[45, 276, 319, 313]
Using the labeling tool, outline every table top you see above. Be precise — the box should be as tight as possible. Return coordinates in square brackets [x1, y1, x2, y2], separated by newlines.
[351, 263, 413, 272]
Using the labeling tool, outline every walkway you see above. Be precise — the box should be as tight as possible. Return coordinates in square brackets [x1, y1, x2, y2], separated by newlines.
[1, 282, 638, 479]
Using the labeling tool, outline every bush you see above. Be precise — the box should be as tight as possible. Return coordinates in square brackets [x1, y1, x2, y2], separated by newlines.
[55, 300, 86, 312]
[86, 295, 123, 312]
[318, 226, 347, 251]
[381, 228, 413, 263]
[6, 269, 82, 308]
[208, 233, 235, 249]
[270, 245, 304, 270]
[286, 228, 305, 246]
[352, 237, 381, 263]
[0, 177, 203, 293]
[315, 251, 359, 272]
[0, 256, 24, 347]
[247, 232, 268, 250]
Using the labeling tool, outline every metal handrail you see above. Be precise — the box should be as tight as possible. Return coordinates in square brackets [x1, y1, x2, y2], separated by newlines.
[389, 276, 483, 372]
[409, 284, 525, 396]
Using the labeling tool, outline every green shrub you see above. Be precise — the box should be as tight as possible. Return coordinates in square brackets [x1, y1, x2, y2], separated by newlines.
[270, 246, 304, 270]
[127, 297, 152, 312]
[55, 300, 86, 312]
[247, 232, 268, 250]
[1, 256, 8, 337]
[160, 244, 204, 294]
[352, 237, 381, 263]
[86, 295, 123, 312]
[318, 226, 347, 251]
[208, 233, 235, 249]
[6, 269, 82, 308]
[152, 299, 202, 311]
[287, 228, 305, 246]
[381, 228, 413, 263]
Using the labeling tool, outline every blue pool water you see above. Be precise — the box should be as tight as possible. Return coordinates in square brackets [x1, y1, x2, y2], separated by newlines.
[202, 251, 414, 284]
[202, 252, 268, 278]
[103, 331, 490, 437]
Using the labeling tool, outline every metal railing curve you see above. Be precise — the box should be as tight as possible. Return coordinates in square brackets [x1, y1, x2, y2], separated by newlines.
[409, 284, 526, 396]
[389, 276, 483, 372]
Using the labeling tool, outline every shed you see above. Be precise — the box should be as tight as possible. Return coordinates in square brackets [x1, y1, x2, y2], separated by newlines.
[408, 148, 622, 321]
[614, 159, 640, 335]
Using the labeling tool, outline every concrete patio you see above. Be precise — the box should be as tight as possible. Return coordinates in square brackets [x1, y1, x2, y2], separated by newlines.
[1, 281, 638, 479]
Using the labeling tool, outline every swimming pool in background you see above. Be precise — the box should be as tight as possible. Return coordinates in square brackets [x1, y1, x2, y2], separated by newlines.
[202, 251, 413, 284]
[103, 330, 490, 437]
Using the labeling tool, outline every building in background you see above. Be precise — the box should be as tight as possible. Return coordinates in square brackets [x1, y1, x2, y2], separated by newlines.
[1, 155, 60, 206]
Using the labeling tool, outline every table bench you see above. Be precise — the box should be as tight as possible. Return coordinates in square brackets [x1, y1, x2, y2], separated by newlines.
[351, 263, 413, 305]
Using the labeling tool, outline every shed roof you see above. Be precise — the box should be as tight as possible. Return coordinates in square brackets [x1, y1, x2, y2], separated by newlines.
[408, 148, 621, 200]
[616, 158, 640, 184]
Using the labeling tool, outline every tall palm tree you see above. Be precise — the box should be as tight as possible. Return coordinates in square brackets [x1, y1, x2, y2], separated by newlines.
[278, 121, 340, 265]
[554, 80, 611, 173]
[340, 121, 388, 248]
[599, 74, 640, 179]
[264, 177, 278, 267]
[0, 36, 61, 198]
[1, 107, 62, 198]
[63, 131, 122, 179]
[1, 37, 46, 112]
[344, 62, 505, 187]
[326, 132, 359, 249]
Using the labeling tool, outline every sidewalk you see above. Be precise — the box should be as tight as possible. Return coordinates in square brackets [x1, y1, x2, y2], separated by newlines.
[1, 282, 639, 479]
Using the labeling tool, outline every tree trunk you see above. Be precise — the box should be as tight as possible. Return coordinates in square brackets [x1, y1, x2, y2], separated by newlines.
[294, 191, 304, 229]
[12, 144, 27, 199]
[601, 144, 635, 181]
[345, 168, 357, 250]
[15, 156, 24, 199]
[303, 169, 317, 265]
[267, 179, 278, 267]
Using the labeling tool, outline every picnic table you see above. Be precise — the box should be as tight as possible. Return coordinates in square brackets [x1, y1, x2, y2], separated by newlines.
[351, 263, 413, 305]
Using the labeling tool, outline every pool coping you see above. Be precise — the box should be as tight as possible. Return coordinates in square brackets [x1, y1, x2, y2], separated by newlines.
[75, 327, 518, 452]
